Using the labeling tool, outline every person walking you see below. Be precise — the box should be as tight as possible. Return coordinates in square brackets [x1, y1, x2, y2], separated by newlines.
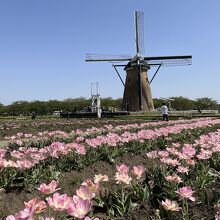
[160, 102, 169, 121]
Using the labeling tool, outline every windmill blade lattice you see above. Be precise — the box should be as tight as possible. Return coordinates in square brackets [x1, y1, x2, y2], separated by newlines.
[145, 55, 192, 66]
[86, 54, 132, 62]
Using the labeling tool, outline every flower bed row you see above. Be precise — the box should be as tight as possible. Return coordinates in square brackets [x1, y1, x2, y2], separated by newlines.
[1, 118, 220, 170]
[1, 119, 220, 192]
[4, 118, 213, 146]
[1, 118, 141, 141]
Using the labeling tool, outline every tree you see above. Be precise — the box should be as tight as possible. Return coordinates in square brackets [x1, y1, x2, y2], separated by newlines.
[101, 97, 122, 110]
[153, 98, 164, 109]
[196, 97, 218, 110]
[1, 96, 218, 116]
[168, 97, 197, 111]
[0, 102, 4, 114]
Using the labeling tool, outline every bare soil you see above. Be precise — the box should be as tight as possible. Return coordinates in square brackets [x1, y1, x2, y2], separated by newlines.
[0, 150, 218, 219]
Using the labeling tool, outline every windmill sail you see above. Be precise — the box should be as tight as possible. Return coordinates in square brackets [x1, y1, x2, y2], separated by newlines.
[135, 11, 145, 56]
[86, 54, 132, 62]
[145, 55, 192, 66]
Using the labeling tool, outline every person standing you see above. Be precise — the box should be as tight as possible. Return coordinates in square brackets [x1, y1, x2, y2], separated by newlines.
[160, 102, 169, 121]
[31, 111, 36, 120]
[197, 106, 202, 114]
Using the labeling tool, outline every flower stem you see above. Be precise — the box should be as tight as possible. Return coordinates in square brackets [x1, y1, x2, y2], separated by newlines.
[182, 199, 189, 220]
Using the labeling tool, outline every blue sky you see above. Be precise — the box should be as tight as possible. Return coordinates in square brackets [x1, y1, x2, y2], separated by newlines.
[0, 0, 219, 105]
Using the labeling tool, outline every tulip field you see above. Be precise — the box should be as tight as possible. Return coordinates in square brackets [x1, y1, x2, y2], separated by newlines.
[0, 117, 220, 219]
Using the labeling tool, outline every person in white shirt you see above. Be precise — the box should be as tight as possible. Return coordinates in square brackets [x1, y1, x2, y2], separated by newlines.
[160, 102, 169, 121]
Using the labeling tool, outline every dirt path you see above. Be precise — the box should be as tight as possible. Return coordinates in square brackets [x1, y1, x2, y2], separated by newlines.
[0, 140, 8, 148]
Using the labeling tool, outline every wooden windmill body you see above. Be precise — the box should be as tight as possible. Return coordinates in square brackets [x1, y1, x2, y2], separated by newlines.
[86, 11, 192, 112]
[123, 59, 154, 111]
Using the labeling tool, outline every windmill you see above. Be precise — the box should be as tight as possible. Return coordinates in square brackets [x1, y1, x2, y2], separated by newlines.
[86, 11, 192, 111]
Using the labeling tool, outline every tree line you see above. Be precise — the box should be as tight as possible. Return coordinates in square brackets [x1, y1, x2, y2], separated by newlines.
[0, 96, 219, 116]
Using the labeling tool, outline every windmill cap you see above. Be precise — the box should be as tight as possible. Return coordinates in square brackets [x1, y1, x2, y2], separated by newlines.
[124, 59, 150, 70]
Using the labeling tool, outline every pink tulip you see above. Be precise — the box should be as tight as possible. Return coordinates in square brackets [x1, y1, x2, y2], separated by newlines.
[82, 179, 100, 194]
[185, 159, 196, 166]
[176, 186, 195, 202]
[158, 150, 169, 158]
[115, 172, 132, 185]
[15, 208, 34, 219]
[94, 174, 109, 183]
[38, 180, 59, 194]
[132, 165, 145, 179]
[24, 198, 47, 214]
[6, 215, 16, 220]
[165, 174, 182, 184]
[172, 143, 181, 148]
[196, 149, 212, 160]
[166, 147, 179, 156]
[16, 140, 23, 146]
[215, 203, 220, 220]
[0, 149, 7, 159]
[74, 144, 87, 155]
[215, 215, 220, 220]
[15, 159, 35, 170]
[47, 192, 71, 211]
[147, 150, 158, 159]
[10, 150, 26, 159]
[76, 136, 85, 142]
[162, 199, 181, 212]
[67, 196, 92, 218]
[160, 157, 180, 167]
[76, 185, 95, 200]
[116, 164, 129, 174]
[215, 203, 220, 213]
[176, 166, 189, 174]
[180, 144, 196, 159]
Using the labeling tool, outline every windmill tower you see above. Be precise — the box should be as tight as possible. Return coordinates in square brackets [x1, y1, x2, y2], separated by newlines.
[86, 11, 192, 111]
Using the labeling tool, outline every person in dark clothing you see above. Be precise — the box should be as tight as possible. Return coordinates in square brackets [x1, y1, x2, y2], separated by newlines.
[31, 111, 36, 120]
